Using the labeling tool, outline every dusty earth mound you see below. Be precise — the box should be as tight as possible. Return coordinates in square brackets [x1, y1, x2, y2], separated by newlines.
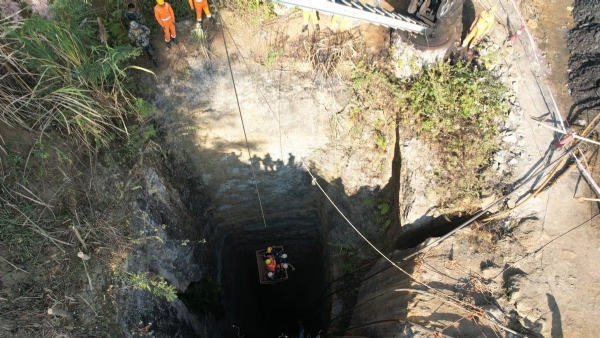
[566, 0, 600, 123]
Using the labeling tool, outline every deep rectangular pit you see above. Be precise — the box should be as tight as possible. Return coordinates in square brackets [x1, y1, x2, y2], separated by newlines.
[218, 218, 329, 338]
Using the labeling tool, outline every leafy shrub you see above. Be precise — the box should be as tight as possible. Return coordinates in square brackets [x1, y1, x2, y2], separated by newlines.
[401, 61, 508, 207]
[365, 198, 393, 230]
[125, 272, 178, 301]
[351, 60, 508, 209]
[330, 242, 360, 274]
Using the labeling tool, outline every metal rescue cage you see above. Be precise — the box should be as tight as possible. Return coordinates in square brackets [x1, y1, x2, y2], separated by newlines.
[256, 246, 288, 284]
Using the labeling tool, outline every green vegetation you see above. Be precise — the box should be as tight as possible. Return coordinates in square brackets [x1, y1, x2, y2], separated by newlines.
[265, 47, 282, 66]
[0, 0, 161, 334]
[192, 27, 210, 59]
[123, 272, 178, 301]
[365, 198, 393, 231]
[225, 0, 276, 24]
[374, 132, 388, 151]
[0, 0, 142, 147]
[403, 62, 508, 207]
[352, 60, 509, 209]
[349, 66, 397, 151]
[330, 242, 360, 274]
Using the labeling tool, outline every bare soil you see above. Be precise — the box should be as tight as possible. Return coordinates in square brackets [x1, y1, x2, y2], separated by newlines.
[524, 0, 575, 118]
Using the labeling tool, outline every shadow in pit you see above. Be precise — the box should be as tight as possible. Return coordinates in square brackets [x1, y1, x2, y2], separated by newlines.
[149, 73, 401, 338]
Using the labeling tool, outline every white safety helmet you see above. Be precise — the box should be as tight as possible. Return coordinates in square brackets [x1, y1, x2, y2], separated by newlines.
[268, 272, 274, 278]
[283, 263, 289, 270]
[130, 21, 139, 28]
[281, 254, 288, 259]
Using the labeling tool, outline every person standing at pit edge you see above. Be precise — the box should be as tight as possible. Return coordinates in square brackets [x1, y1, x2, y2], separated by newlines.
[154, 0, 178, 49]
[301, 9, 319, 33]
[126, 3, 142, 23]
[189, 0, 216, 29]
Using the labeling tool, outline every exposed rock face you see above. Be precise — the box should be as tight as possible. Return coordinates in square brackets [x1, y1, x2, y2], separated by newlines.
[347, 250, 417, 338]
[117, 146, 217, 337]
[147, 46, 410, 333]
[566, 0, 600, 123]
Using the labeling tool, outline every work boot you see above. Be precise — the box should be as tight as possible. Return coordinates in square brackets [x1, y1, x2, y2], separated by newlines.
[316, 24, 320, 31]
[166, 40, 172, 49]
[301, 24, 308, 33]
[210, 16, 216, 25]
[172, 37, 178, 45]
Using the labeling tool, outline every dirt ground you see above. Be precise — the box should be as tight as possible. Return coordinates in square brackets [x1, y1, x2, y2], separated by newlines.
[399, 0, 600, 337]
[522, 0, 575, 117]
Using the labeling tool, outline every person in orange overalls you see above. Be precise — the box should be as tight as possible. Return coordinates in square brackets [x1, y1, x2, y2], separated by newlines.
[265, 258, 277, 275]
[189, 0, 216, 29]
[154, 0, 178, 48]
[461, 6, 497, 49]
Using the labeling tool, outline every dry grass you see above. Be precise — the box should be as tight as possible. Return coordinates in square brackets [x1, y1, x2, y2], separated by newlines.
[519, 0, 543, 28]
[191, 27, 211, 60]
[0, 134, 133, 337]
[296, 31, 363, 83]
[0, 16, 140, 147]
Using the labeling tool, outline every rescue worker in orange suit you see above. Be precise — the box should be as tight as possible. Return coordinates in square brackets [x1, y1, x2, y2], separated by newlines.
[189, 0, 216, 29]
[461, 6, 497, 49]
[154, 0, 178, 49]
[265, 258, 277, 280]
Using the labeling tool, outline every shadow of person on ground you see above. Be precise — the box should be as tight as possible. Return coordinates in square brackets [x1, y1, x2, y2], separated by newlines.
[547, 293, 563, 338]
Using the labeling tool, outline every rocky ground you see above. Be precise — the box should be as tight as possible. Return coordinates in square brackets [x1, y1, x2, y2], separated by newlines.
[351, 0, 600, 337]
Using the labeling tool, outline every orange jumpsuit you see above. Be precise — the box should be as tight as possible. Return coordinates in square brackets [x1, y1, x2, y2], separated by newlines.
[189, 0, 211, 22]
[154, 2, 176, 42]
[266, 259, 277, 273]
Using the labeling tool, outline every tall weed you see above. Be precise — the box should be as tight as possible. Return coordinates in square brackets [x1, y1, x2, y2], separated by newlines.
[0, 0, 141, 146]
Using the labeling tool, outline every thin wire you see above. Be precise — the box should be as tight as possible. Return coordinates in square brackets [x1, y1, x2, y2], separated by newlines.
[402, 142, 576, 262]
[216, 5, 268, 228]
[502, 0, 570, 138]
[502, 0, 600, 192]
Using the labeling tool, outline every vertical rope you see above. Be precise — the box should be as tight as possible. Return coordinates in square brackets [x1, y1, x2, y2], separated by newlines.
[215, 3, 268, 227]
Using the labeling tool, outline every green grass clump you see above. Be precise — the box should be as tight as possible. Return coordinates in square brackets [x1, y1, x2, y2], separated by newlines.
[0, 0, 142, 147]
[124, 272, 178, 302]
[402, 61, 508, 207]
[351, 60, 509, 209]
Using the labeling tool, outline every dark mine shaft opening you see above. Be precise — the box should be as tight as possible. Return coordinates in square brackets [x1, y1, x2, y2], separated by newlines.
[218, 218, 329, 338]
